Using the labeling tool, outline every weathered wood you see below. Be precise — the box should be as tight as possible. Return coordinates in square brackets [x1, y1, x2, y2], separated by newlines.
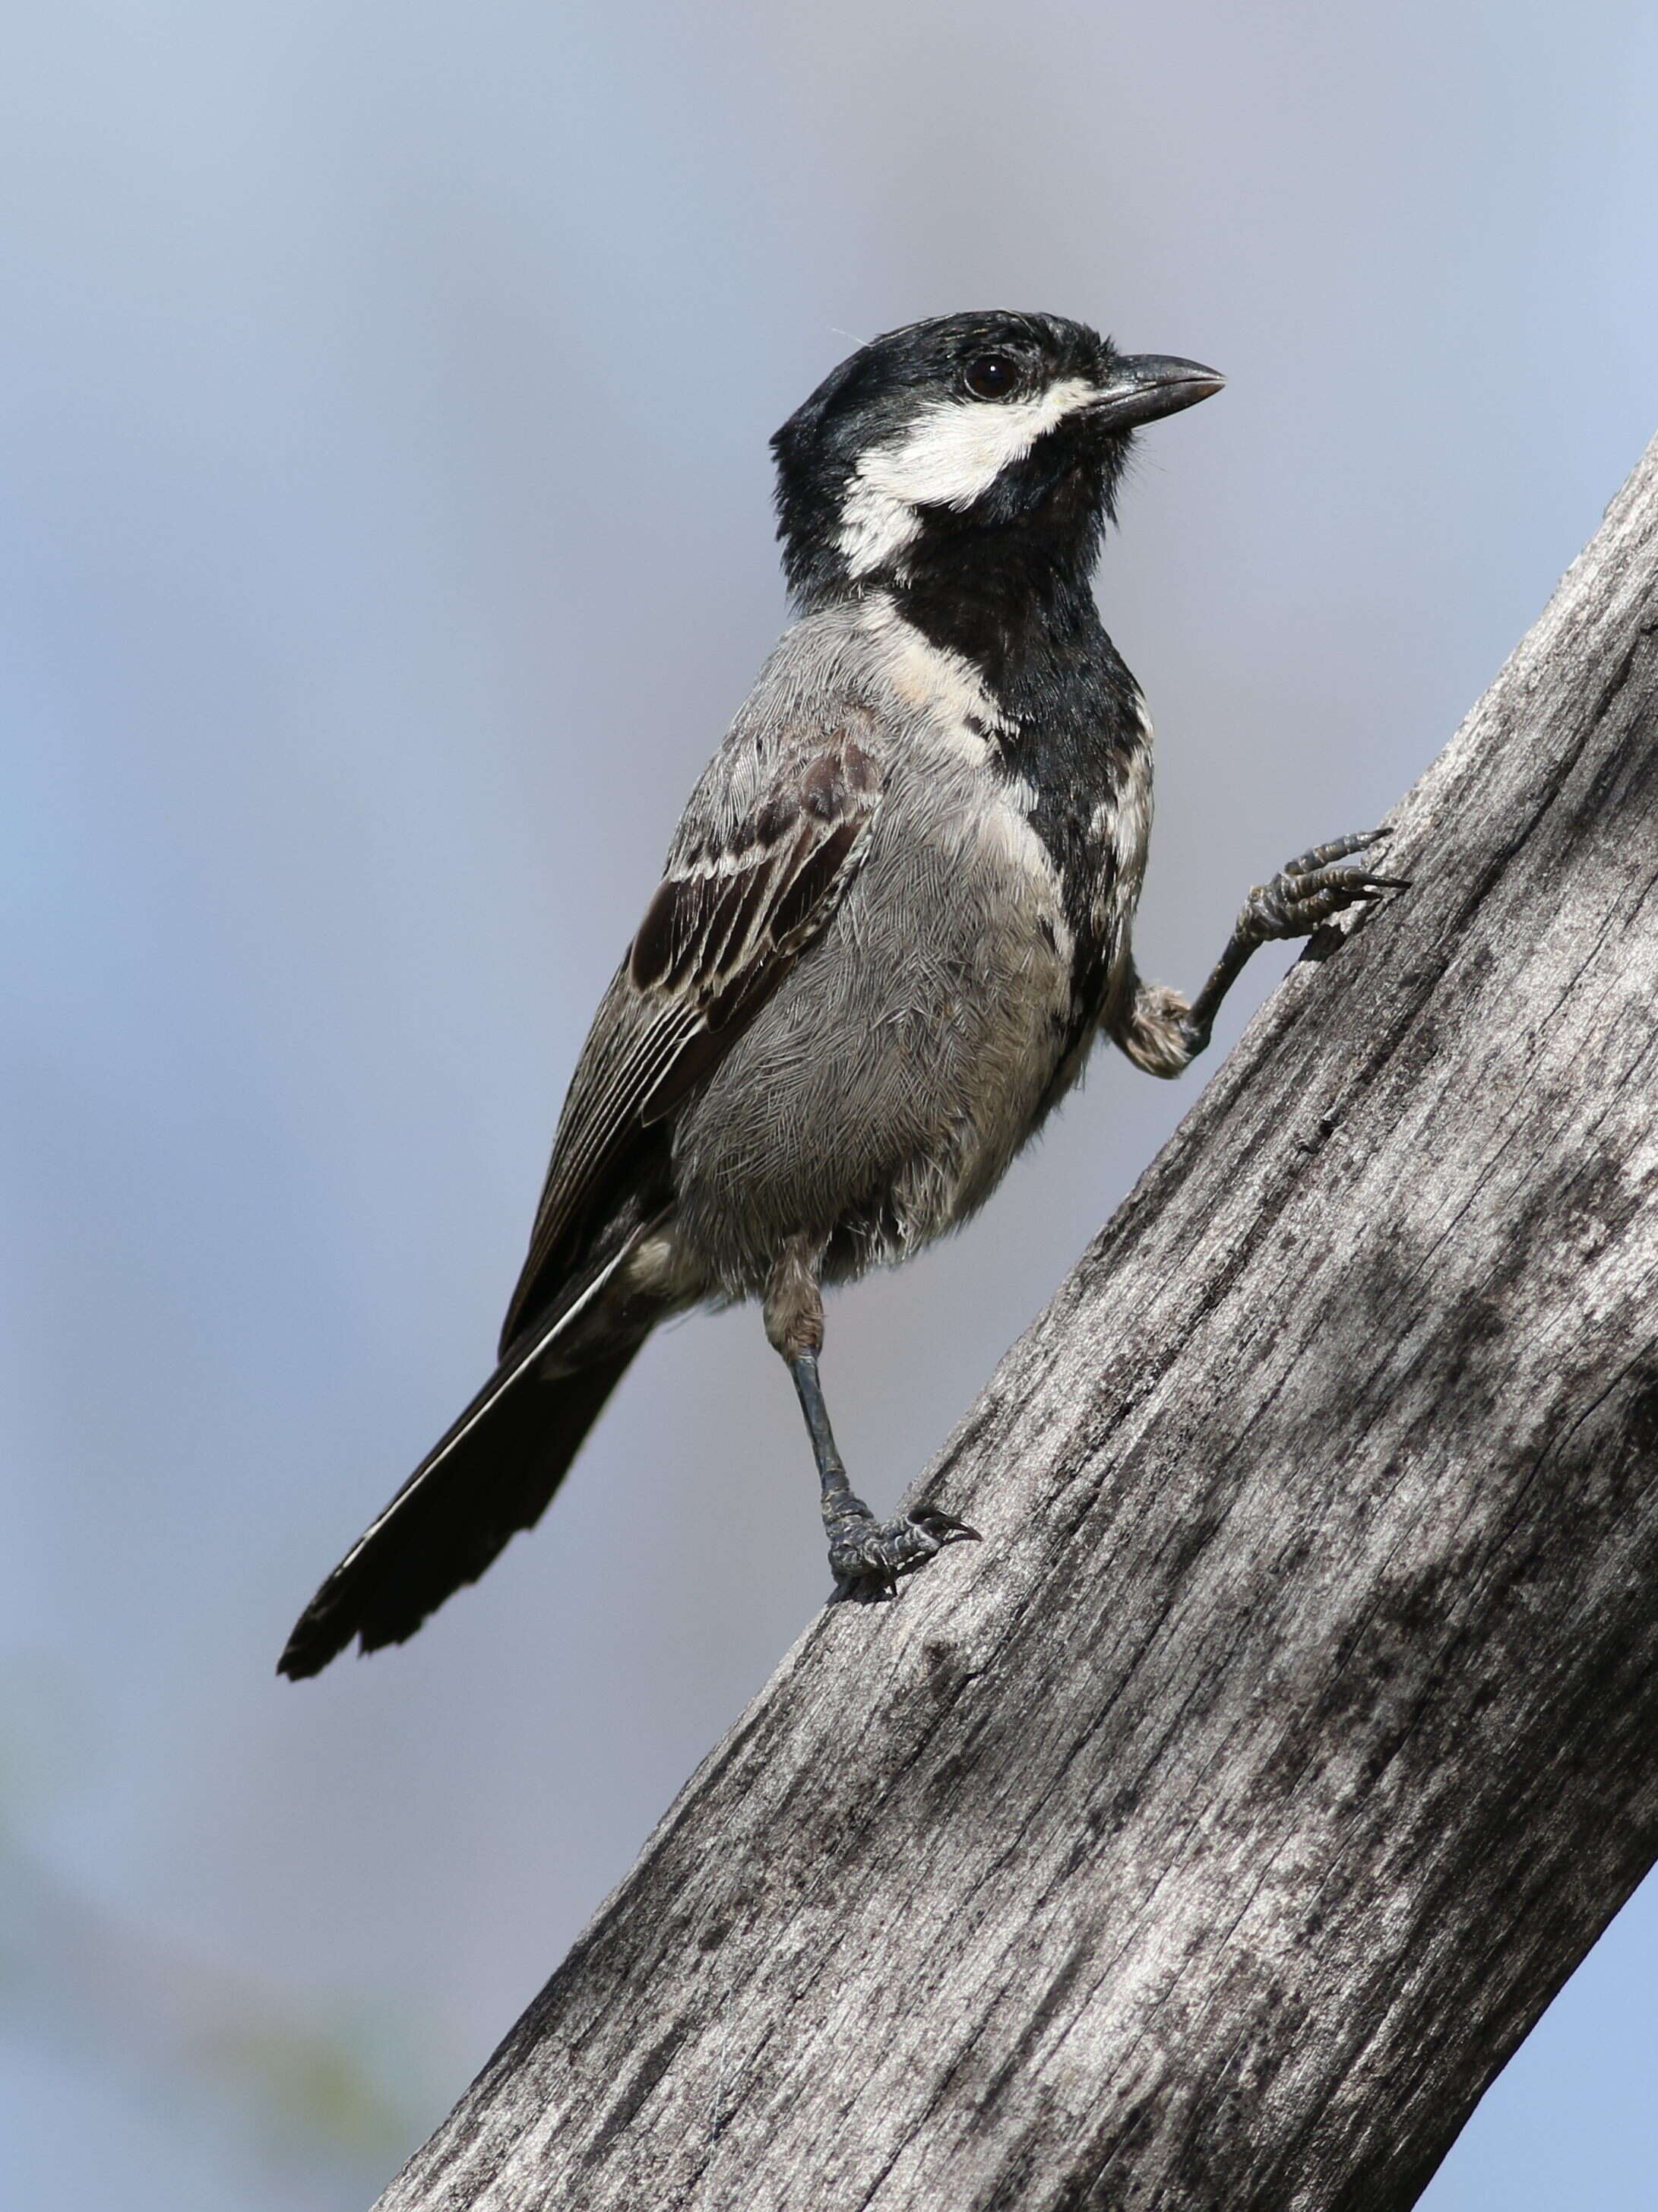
[377, 438, 1658, 2212]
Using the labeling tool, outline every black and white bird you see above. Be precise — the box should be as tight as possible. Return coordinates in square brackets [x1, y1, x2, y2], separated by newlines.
[280, 309, 1397, 1679]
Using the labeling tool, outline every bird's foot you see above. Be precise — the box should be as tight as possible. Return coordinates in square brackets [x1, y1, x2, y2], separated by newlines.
[1241, 828, 1406, 945]
[826, 1502, 980, 1600]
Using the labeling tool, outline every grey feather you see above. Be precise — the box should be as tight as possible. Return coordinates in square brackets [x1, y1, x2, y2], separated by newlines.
[649, 594, 1103, 1296]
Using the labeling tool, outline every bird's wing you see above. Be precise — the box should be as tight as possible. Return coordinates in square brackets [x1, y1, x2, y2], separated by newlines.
[498, 725, 884, 1353]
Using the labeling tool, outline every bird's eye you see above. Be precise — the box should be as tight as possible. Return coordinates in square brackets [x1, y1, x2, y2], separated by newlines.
[963, 350, 1020, 400]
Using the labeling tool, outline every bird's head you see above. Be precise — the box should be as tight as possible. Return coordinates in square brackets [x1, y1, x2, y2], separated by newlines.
[771, 310, 1223, 608]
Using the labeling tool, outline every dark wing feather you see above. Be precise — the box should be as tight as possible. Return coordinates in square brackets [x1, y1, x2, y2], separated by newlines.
[498, 732, 881, 1353]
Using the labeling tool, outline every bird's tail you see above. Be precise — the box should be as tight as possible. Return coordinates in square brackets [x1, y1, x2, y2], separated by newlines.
[278, 1242, 656, 1679]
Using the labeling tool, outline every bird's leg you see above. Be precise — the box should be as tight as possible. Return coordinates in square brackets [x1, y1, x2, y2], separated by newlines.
[764, 1242, 978, 1599]
[789, 1352, 980, 1597]
[1115, 830, 1406, 1077]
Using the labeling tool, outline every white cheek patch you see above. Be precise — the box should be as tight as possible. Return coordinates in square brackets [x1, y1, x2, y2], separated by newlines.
[837, 375, 1100, 579]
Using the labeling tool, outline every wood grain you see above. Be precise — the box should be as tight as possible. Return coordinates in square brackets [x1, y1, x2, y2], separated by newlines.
[377, 435, 1658, 2212]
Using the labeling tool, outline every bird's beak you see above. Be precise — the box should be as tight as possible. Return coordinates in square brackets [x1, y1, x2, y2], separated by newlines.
[1087, 355, 1226, 432]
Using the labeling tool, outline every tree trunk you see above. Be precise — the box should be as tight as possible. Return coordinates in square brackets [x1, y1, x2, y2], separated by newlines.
[376, 437, 1658, 2212]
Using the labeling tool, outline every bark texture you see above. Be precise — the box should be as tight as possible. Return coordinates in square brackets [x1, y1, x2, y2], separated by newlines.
[378, 438, 1658, 2212]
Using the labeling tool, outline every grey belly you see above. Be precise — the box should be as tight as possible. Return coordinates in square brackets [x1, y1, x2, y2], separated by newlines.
[669, 831, 1074, 1296]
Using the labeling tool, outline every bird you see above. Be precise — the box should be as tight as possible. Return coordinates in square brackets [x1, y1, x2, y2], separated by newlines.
[279, 309, 1400, 1679]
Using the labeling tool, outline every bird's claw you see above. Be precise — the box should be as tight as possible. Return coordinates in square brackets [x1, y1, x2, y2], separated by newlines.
[827, 1505, 980, 1600]
[1282, 828, 1390, 874]
[1241, 829, 1406, 945]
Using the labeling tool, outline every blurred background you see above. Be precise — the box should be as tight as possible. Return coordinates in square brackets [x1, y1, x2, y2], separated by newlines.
[3, 2, 1655, 2204]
